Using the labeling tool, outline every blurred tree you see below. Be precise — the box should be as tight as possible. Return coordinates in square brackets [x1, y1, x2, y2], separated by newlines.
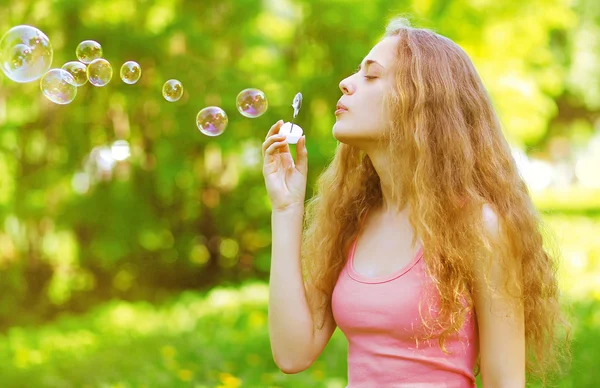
[0, 0, 597, 329]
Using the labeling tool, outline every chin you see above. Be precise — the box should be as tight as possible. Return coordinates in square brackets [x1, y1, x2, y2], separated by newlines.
[332, 123, 346, 142]
[332, 125, 356, 145]
[332, 120, 350, 135]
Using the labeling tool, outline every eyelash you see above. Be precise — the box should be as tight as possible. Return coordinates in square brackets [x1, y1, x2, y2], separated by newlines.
[353, 70, 377, 80]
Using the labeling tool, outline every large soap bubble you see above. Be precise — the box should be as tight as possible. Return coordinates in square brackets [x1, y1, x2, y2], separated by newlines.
[0, 25, 53, 83]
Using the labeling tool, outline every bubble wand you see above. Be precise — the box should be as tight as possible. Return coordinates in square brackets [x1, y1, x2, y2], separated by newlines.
[280, 93, 304, 148]
[290, 92, 303, 133]
[279, 92, 303, 168]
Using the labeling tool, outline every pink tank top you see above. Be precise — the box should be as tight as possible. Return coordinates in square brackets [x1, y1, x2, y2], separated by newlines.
[331, 213, 479, 387]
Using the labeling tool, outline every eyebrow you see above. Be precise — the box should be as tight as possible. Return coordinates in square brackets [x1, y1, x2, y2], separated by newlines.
[357, 59, 385, 71]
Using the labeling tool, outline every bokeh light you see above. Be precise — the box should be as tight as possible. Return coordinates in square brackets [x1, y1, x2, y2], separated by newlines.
[111, 140, 131, 161]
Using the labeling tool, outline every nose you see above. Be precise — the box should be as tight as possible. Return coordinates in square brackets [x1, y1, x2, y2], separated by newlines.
[339, 76, 354, 95]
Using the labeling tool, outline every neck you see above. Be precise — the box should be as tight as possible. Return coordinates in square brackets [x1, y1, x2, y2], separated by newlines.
[365, 148, 407, 216]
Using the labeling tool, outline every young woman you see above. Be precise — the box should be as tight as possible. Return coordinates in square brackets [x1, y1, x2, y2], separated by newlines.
[262, 17, 571, 387]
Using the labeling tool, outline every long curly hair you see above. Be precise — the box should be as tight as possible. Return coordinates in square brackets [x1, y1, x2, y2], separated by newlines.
[301, 16, 572, 385]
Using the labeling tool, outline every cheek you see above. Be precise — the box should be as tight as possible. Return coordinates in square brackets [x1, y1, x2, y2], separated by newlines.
[363, 91, 386, 118]
[364, 84, 385, 104]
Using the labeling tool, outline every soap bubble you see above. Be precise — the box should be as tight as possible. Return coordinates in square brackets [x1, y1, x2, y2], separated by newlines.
[196, 107, 228, 137]
[120, 61, 141, 84]
[87, 58, 112, 87]
[76, 40, 102, 64]
[61, 61, 88, 86]
[40, 68, 77, 105]
[236, 88, 268, 118]
[162, 79, 183, 102]
[0, 25, 53, 83]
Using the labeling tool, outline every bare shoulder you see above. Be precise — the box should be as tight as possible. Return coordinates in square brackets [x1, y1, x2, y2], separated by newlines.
[472, 201, 521, 298]
[473, 202, 509, 274]
[481, 202, 501, 237]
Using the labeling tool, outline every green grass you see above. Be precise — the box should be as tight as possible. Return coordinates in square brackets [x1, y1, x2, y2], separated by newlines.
[0, 282, 349, 388]
[0, 281, 598, 388]
[2, 214, 600, 387]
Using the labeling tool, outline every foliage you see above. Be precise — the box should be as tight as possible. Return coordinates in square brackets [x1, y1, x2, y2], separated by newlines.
[0, 280, 597, 387]
[0, 2, 599, 385]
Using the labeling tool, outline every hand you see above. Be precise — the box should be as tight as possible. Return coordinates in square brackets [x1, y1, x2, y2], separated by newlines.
[262, 120, 308, 212]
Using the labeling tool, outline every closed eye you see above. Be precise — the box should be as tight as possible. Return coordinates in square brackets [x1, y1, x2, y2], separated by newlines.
[351, 68, 377, 80]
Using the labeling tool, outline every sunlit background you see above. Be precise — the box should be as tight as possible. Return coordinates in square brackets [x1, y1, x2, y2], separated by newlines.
[0, 0, 599, 387]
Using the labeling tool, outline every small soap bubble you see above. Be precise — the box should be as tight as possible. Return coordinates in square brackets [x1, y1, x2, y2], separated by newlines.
[162, 79, 183, 102]
[196, 107, 228, 137]
[120, 61, 141, 84]
[87, 58, 112, 87]
[76, 40, 102, 64]
[40, 68, 77, 105]
[236, 88, 268, 118]
[0, 25, 53, 83]
[61, 61, 88, 86]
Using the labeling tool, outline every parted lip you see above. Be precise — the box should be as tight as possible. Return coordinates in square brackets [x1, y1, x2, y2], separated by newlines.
[336, 101, 348, 111]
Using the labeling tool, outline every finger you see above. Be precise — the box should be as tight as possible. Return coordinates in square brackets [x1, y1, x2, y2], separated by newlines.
[265, 139, 289, 157]
[278, 141, 294, 168]
[277, 139, 291, 155]
[295, 136, 308, 175]
[262, 134, 287, 156]
[264, 120, 284, 142]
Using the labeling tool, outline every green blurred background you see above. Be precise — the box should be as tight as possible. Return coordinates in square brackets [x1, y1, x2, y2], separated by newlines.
[1, 0, 599, 387]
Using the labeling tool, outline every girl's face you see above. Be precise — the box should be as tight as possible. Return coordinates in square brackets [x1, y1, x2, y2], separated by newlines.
[333, 36, 399, 148]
